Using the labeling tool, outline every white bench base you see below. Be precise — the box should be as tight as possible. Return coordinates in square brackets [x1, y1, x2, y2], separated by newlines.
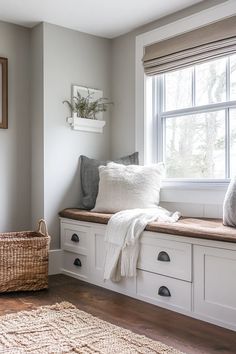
[60, 217, 236, 331]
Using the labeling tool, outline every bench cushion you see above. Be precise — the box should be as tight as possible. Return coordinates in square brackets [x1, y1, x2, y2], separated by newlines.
[59, 208, 236, 243]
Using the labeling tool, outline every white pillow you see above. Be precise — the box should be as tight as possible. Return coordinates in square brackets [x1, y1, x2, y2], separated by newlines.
[92, 162, 164, 213]
[223, 176, 236, 227]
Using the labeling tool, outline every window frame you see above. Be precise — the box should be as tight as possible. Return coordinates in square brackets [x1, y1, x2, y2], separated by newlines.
[135, 0, 236, 200]
[153, 57, 236, 182]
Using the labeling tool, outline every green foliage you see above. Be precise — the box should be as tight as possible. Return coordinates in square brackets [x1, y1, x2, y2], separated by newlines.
[62, 100, 76, 114]
[63, 89, 113, 119]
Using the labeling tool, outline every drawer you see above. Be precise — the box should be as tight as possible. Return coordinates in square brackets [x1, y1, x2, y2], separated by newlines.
[61, 222, 89, 254]
[138, 234, 192, 281]
[137, 270, 192, 312]
[62, 251, 89, 279]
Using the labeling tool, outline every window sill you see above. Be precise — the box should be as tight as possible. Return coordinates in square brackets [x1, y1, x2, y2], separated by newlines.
[162, 179, 230, 190]
[160, 179, 228, 205]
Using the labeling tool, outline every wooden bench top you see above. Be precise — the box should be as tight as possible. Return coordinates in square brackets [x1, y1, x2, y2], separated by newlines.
[59, 208, 236, 243]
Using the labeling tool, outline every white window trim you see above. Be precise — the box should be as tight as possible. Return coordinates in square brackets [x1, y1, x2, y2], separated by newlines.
[135, 0, 236, 202]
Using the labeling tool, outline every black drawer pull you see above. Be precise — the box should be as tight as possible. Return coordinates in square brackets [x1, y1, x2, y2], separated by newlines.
[73, 258, 82, 267]
[158, 286, 171, 297]
[71, 233, 80, 243]
[157, 251, 170, 262]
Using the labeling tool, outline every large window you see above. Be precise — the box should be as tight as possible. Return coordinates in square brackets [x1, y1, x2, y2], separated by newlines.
[152, 55, 236, 180]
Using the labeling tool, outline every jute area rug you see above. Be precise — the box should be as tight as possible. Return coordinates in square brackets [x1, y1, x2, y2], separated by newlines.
[0, 302, 184, 354]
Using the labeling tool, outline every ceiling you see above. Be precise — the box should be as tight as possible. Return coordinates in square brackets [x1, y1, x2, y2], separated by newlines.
[0, 0, 204, 38]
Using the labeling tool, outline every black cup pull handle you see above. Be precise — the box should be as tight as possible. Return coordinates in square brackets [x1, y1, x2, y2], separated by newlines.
[157, 251, 170, 262]
[158, 286, 171, 297]
[71, 233, 80, 243]
[73, 258, 82, 267]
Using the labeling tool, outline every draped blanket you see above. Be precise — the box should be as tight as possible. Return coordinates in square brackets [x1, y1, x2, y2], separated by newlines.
[104, 207, 180, 282]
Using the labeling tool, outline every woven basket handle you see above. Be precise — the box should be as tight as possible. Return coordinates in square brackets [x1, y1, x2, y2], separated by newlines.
[38, 219, 49, 237]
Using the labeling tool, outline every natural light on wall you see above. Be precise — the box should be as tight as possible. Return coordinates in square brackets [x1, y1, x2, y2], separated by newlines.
[149, 54, 236, 180]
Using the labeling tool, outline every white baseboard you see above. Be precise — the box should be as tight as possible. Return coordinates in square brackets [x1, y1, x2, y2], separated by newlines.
[49, 249, 62, 275]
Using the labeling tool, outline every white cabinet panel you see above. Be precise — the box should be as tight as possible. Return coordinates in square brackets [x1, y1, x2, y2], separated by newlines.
[138, 234, 192, 281]
[91, 230, 106, 280]
[90, 228, 136, 295]
[193, 245, 236, 329]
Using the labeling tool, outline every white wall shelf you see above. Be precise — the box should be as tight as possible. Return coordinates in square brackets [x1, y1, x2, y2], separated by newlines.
[67, 117, 106, 133]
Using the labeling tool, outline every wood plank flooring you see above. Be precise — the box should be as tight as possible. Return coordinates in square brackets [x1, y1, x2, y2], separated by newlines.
[0, 274, 235, 354]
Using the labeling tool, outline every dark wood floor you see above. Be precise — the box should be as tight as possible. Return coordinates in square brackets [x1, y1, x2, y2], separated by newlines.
[0, 275, 235, 354]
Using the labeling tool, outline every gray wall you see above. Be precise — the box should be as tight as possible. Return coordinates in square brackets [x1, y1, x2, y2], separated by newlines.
[0, 21, 31, 232]
[43, 23, 111, 248]
[110, 0, 227, 159]
[1, 21, 111, 248]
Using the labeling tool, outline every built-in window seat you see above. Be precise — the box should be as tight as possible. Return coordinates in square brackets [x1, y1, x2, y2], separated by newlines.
[59, 208, 236, 331]
[59, 208, 236, 243]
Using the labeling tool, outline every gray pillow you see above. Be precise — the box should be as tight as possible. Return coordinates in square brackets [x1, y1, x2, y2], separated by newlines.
[80, 152, 139, 210]
[223, 176, 236, 227]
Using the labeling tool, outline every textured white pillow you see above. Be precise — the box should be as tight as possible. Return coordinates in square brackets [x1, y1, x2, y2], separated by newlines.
[92, 162, 164, 213]
[223, 176, 236, 227]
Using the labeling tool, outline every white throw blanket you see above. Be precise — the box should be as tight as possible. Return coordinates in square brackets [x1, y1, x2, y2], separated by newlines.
[104, 207, 181, 282]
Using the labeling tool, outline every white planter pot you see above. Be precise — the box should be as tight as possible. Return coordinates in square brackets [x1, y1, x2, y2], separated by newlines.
[67, 117, 106, 133]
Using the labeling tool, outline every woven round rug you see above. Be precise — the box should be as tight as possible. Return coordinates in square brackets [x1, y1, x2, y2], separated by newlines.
[0, 302, 184, 353]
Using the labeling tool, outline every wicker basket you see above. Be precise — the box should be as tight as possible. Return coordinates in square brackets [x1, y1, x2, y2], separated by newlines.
[0, 219, 50, 292]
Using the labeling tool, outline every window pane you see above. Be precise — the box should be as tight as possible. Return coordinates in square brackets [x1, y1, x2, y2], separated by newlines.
[195, 58, 226, 106]
[165, 111, 225, 179]
[164, 67, 192, 111]
[230, 55, 236, 101]
[230, 109, 236, 177]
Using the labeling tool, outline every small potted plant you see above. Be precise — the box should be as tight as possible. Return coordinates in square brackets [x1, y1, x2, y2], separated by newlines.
[63, 89, 113, 119]
[63, 88, 112, 133]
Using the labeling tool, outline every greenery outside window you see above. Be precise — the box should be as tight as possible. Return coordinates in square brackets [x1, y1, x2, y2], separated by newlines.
[152, 55, 236, 180]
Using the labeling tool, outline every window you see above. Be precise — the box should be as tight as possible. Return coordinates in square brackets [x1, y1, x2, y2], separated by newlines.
[152, 55, 236, 180]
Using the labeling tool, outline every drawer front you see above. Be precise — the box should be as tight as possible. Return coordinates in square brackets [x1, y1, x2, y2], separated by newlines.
[137, 270, 192, 311]
[61, 222, 89, 254]
[62, 251, 88, 279]
[138, 234, 192, 281]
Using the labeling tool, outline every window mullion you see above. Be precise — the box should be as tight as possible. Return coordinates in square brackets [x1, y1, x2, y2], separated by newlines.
[162, 117, 166, 164]
[160, 100, 236, 119]
[225, 108, 230, 178]
[224, 56, 230, 179]
[226, 56, 230, 101]
[158, 76, 164, 163]
[192, 66, 196, 107]
[151, 76, 158, 164]
[163, 74, 166, 112]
